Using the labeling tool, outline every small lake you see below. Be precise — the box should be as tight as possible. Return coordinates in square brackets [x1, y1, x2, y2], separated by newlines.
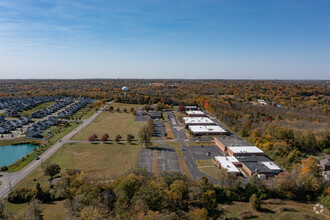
[0, 144, 38, 167]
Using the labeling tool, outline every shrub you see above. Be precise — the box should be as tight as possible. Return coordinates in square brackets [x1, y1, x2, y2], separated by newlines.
[8, 188, 35, 203]
[127, 134, 134, 143]
[249, 194, 261, 210]
[115, 134, 122, 142]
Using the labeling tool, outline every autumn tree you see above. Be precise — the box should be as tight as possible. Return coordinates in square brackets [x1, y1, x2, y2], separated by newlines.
[0, 199, 5, 219]
[301, 156, 319, 177]
[139, 125, 152, 148]
[177, 105, 185, 112]
[127, 134, 134, 143]
[25, 200, 43, 220]
[100, 133, 109, 142]
[249, 194, 261, 210]
[43, 163, 61, 181]
[115, 134, 122, 143]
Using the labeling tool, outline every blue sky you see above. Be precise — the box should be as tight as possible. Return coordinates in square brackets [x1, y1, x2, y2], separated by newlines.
[0, 0, 329, 79]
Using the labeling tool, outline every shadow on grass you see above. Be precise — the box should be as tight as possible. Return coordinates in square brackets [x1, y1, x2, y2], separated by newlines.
[258, 207, 275, 213]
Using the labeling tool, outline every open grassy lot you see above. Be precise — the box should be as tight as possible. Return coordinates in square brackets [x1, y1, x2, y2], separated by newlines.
[71, 103, 99, 120]
[7, 122, 81, 172]
[13, 142, 142, 190]
[19, 101, 56, 117]
[222, 199, 330, 219]
[71, 103, 144, 141]
[0, 136, 33, 146]
[196, 159, 220, 179]
[5, 200, 67, 220]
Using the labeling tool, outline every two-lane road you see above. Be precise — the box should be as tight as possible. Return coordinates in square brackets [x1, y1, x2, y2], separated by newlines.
[0, 101, 112, 198]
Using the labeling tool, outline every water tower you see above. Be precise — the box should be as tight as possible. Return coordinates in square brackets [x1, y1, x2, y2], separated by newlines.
[122, 86, 128, 101]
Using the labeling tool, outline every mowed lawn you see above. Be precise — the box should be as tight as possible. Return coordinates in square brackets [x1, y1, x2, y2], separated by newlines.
[71, 103, 144, 141]
[14, 142, 142, 190]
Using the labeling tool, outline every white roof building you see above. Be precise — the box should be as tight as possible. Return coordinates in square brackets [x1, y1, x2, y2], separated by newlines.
[227, 146, 263, 156]
[189, 125, 227, 135]
[215, 156, 241, 174]
[261, 161, 282, 171]
[186, 110, 205, 116]
[183, 117, 215, 125]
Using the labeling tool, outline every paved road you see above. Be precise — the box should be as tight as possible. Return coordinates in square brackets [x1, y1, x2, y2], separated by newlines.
[166, 111, 220, 184]
[0, 101, 112, 199]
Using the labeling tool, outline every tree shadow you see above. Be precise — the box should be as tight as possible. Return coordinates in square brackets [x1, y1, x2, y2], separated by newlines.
[258, 207, 275, 213]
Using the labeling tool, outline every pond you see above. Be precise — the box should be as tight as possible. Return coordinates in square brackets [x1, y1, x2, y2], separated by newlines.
[0, 144, 38, 167]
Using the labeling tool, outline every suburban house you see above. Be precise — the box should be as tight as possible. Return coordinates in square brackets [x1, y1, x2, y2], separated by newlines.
[320, 159, 330, 171]
[0, 125, 9, 134]
[26, 128, 42, 138]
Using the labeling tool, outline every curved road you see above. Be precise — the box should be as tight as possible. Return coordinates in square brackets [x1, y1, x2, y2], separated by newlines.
[0, 101, 112, 198]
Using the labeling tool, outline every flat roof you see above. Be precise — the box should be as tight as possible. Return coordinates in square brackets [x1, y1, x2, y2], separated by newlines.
[183, 117, 215, 124]
[242, 161, 271, 173]
[215, 156, 241, 173]
[228, 146, 263, 154]
[189, 125, 226, 133]
[214, 136, 250, 147]
[235, 155, 271, 162]
[261, 161, 282, 171]
[186, 110, 205, 115]
[185, 106, 198, 108]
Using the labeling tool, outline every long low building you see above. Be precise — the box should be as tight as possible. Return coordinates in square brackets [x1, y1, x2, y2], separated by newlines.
[214, 136, 250, 152]
[189, 125, 227, 135]
[242, 161, 282, 176]
[215, 155, 283, 177]
[186, 110, 205, 117]
[227, 146, 263, 156]
[215, 156, 241, 175]
[183, 117, 215, 126]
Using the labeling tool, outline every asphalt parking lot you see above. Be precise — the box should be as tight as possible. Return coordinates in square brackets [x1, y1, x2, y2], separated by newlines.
[153, 120, 166, 138]
[186, 145, 224, 160]
[135, 115, 148, 121]
[139, 147, 180, 173]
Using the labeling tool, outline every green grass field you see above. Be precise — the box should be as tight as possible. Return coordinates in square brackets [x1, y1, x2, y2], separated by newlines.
[222, 199, 330, 219]
[71, 103, 144, 141]
[13, 142, 142, 190]
[7, 122, 81, 172]
[71, 103, 99, 120]
[196, 159, 220, 179]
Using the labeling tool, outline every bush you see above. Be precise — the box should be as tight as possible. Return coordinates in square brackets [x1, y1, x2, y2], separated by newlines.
[8, 188, 35, 203]
[249, 194, 261, 210]
[324, 148, 330, 154]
